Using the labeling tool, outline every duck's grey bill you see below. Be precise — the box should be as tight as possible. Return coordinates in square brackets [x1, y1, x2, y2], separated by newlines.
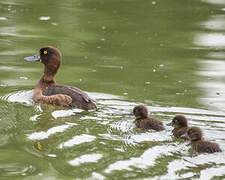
[167, 122, 172, 126]
[24, 54, 40, 62]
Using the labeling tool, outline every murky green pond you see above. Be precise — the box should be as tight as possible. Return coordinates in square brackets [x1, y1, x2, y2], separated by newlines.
[1, 0, 225, 179]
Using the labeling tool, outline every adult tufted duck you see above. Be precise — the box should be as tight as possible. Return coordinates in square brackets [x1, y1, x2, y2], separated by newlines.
[133, 105, 165, 131]
[24, 46, 97, 110]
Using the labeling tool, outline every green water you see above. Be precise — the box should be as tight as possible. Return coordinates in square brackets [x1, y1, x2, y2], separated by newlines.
[0, 0, 225, 179]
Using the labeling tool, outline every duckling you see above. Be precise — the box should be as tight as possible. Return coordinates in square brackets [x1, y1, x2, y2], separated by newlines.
[133, 105, 165, 131]
[24, 46, 97, 110]
[167, 114, 189, 140]
[183, 126, 222, 153]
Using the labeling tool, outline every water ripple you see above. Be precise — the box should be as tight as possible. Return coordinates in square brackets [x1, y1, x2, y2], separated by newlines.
[68, 153, 103, 166]
[27, 123, 76, 140]
[58, 134, 96, 149]
[105, 143, 188, 173]
[1, 90, 225, 178]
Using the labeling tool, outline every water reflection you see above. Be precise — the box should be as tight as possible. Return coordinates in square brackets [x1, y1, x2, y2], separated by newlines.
[202, 0, 225, 5]
[195, 1, 225, 111]
[68, 153, 103, 166]
[27, 123, 76, 140]
[195, 33, 225, 48]
[58, 134, 96, 149]
[201, 15, 225, 31]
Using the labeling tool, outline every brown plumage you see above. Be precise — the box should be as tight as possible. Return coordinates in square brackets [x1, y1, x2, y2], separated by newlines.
[24, 46, 97, 110]
[186, 127, 222, 153]
[167, 114, 189, 140]
[133, 105, 165, 131]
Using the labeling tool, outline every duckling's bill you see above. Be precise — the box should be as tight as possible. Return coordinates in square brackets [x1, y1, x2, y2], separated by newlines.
[167, 122, 172, 126]
[24, 54, 40, 62]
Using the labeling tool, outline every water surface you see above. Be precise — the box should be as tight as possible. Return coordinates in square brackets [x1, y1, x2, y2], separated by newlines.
[0, 0, 225, 179]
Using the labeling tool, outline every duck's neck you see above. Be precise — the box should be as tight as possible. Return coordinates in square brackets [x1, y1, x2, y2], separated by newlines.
[191, 137, 204, 142]
[33, 66, 57, 101]
[39, 66, 57, 88]
[136, 116, 147, 120]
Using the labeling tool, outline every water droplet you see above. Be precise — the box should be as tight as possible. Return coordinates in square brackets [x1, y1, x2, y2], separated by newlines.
[51, 22, 57, 26]
[0, 17, 7, 21]
[39, 16, 51, 21]
[48, 154, 57, 157]
[20, 76, 28, 80]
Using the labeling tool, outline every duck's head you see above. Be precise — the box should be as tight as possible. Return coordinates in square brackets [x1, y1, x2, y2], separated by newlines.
[167, 114, 188, 128]
[24, 46, 62, 74]
[181, 126, 203, 141]
[133, 105, 149, 119]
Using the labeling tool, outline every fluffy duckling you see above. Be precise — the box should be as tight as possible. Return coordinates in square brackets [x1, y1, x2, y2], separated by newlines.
[167, 114, 189, 140]
[24, 46, 97, 110]
[133, 105, 165, 131]
[183, 126, 222, 153]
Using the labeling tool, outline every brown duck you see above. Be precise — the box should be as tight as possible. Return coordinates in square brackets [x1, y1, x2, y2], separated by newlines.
[183, 126, 222, 153]
[133, 105, 165, 131]
[167, 114, 189, 140]
[24, 46, 97, 110]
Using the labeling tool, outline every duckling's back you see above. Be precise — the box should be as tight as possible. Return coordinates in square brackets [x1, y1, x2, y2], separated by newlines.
[42, 85, 97, 110]
[136, 118, 165, 131]
[191, 140, 222, 153]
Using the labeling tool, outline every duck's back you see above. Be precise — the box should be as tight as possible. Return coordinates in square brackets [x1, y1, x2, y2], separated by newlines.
[42, 85, 97, 110]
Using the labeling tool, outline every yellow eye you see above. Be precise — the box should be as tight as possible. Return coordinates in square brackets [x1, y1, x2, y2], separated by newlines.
[44, 50, 47, 55]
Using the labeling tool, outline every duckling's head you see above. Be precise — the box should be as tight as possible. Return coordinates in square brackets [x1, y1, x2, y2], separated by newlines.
[167, 114, 188, 128]
[133, 105, 149, 119]
[25, 46, 62, 74]
[187, 126, 203, 141]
